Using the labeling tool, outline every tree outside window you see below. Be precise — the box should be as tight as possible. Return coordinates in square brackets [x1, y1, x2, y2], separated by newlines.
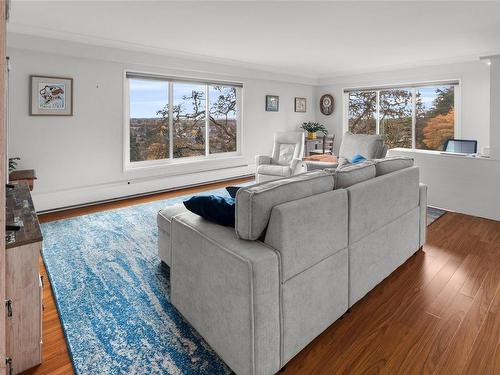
[347, 85, 455, 151]
[129, 78, 239, 163]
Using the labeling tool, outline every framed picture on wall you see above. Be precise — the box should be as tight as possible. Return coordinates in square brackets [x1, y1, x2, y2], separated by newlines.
[295, 97, 306, 112]
[30, 75, 73, 116]
[266, 95, 279, 112]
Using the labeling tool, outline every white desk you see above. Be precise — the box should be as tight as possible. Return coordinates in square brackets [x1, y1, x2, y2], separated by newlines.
[388, 148, 500, 221]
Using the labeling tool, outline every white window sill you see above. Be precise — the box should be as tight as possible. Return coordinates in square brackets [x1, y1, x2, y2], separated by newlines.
[124, 154, 248, 175]
[389, 148, 499, 162]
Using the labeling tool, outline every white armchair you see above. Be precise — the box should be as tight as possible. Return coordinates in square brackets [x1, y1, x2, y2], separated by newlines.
[255, 131, 305, 183]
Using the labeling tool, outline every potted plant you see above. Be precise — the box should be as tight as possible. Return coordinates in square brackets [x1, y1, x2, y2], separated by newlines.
[9, 157, 20, 173]
[300, 122, 328, 140]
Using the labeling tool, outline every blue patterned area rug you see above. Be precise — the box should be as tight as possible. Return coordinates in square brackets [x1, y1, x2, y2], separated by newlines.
[427, 206, 446, 226]
[41, 186, 240, 375]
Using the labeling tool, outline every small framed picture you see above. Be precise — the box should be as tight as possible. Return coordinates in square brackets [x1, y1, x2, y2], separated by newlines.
[30, 75, 73, 116]
[266, 95, 279, 112]
[295, 97, 306, 112]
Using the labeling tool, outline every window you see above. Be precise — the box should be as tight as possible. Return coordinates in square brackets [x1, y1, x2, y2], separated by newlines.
[126, 73, 240, 167]
[346, 82, 457, 150]
[348, 91, 377, 135]
[416, 86, 455, 150]
[129, 79, 169, 162]
[379, 88, 413, 149]
[172, 82, 206, 158]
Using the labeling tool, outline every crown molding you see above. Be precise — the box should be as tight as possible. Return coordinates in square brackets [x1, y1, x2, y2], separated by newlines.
[8, 22, 495, 88]
[316, 54, 494, 85]
[6, 24, 320, 86]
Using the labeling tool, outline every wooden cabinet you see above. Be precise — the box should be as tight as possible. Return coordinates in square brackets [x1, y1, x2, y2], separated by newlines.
[1, 1, 8, 374]
[5, 183, 43, 374]
[8, 170, 37, 192]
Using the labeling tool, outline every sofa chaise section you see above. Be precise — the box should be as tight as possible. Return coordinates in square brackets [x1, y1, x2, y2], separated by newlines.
[170, 213, 280, 375]
[157, 203, 189, 266]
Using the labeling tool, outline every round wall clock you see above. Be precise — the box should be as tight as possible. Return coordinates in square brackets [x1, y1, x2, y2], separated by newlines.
[320, 94, 334, 116]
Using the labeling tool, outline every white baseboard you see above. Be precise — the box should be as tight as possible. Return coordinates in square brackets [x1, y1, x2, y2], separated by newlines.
[33, 165, 255, 212]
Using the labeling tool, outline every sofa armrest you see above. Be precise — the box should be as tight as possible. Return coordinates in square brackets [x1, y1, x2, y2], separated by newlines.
[419, 183, 428, 247]
[171, 212, 280, 375]
[255, 154, 272, 166]
[304, 160, 338, 171]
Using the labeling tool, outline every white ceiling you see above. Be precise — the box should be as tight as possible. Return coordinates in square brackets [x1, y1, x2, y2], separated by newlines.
[8, 1, 500, 80]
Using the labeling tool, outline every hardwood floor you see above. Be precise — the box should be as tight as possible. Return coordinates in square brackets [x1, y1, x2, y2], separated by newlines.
[23, 179, 500, 375]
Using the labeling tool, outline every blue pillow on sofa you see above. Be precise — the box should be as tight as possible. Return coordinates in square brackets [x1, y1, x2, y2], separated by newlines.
[351, 154, 367, 164]
[225, 186, 241, 198]
[183, 195, 236, 227]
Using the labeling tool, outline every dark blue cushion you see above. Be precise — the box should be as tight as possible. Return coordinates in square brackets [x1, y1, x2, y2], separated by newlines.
[225, 186, 241, 199]
[351, 154, 367, 164]
[183, 195, 236, 227]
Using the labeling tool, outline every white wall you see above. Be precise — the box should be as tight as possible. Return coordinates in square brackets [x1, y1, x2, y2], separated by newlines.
[489, 56, 500, 159]
[315, 61, 490, 154]
[389, 149, 500, 221]
[7, 34, 317, 211]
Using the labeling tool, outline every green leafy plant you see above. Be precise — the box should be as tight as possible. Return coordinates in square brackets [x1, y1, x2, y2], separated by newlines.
[9, 157, 20, 173]
[300, 121, 328, 135]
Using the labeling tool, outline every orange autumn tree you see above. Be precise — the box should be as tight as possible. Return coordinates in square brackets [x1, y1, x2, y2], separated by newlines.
[422, 108, 454, 150]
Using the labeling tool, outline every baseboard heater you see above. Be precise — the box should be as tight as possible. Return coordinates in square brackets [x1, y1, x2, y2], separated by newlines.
[37, 173, 254, 215]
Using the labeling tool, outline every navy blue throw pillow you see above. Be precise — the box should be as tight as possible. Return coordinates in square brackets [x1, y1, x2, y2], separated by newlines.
[225, 186, 241, 198]
[183, 195, 236, 227]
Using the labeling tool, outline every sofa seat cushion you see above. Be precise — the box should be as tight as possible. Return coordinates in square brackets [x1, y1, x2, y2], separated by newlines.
[157, 203, 189, 235]
[236, 171, 335, 240]
[330, 161, 376, 189]
[257, 164, 292, 177]
[373, 156, 414, 176]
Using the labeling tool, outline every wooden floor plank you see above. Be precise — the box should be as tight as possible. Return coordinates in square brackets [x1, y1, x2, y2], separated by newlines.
[462, 283, 500, 375]
[434, 266, 500, 375]
[18, 181, 500, 375]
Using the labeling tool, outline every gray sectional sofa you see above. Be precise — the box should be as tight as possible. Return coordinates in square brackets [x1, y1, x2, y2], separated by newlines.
[157, 157, 427, 375]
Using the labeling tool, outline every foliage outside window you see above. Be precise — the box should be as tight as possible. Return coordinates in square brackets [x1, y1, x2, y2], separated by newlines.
[347, 84, 455, 150]
[128, 77, 239, 164]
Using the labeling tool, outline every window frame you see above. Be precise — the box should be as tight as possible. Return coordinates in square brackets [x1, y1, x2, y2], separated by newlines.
[123, 70, 243, 171]
[342, 80, 461, 150]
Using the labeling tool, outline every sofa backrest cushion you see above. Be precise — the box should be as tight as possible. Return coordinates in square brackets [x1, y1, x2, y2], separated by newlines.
[264, 189, 348, 282]
[329, 161, 376, 189]
[347, 166, 420, 244]
[339, 132, 385, 161]
[373, 156, 414, 176]
[235, 171, 334, 240]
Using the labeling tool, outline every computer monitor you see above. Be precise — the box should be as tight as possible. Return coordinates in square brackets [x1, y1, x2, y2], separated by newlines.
[443, 139, 477, 154]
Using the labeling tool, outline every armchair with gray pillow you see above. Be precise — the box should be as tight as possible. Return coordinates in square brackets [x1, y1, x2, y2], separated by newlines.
[255, 131, 305, 183]
[306, 132, 388, 171]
